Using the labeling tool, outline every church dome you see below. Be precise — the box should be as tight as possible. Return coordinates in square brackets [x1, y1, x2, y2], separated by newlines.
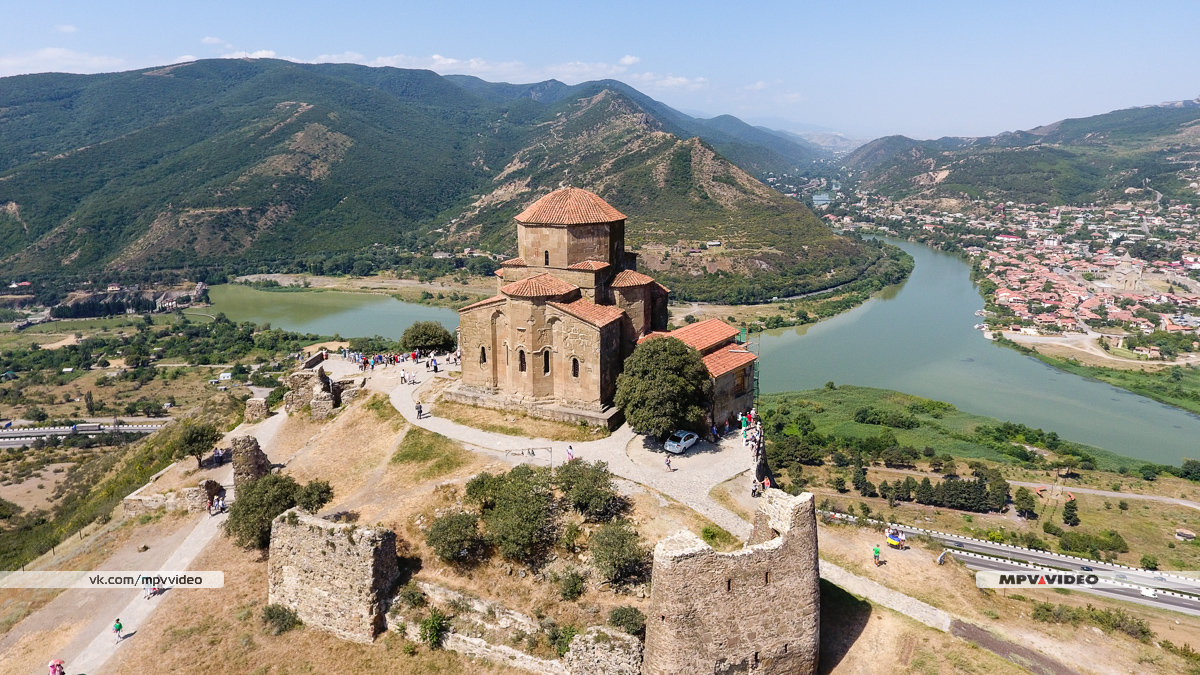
[515, 187, 626, 225]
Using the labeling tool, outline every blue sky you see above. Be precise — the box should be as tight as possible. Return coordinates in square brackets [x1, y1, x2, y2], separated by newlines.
[4, 1, 1199, 139]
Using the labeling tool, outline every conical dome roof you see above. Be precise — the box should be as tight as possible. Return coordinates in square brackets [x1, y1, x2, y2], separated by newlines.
[514, 187, 626, 225]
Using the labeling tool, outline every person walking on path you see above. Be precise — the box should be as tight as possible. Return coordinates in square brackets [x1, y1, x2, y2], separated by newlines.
[566, 445, 574, 462]
[415, 401, 423, 419]
[664, 456, 672, 472]
[872, 546, 881, 567]
[112, 618, 124, 644]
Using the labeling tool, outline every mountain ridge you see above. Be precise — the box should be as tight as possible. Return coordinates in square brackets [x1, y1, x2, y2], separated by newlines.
[843, 97, 1200, 203]
[0, 58, 891, 304]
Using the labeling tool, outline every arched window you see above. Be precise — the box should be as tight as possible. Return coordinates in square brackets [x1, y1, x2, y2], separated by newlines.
[518, 350, 526, 372]
[543, 350, 550, 374]
[571, 358, 579, 378]
[544, 250, 550, 266]
[479, 346, 487, 364]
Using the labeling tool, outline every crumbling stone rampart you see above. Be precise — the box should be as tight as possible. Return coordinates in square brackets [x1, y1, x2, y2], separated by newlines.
[267, 508, 400, 643]
[244, 397, 269, 423]
[563, 626, 642, 675]
[230, 435, 271, 491]
[643, 489, 820, 674]
[283, 367, 359, 419]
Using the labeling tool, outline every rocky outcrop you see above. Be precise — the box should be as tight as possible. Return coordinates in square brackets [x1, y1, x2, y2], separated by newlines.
[267, 508, 400, 643]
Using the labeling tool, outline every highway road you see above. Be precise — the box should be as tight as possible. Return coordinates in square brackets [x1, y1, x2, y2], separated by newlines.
[956, 553, 1200, 617]
[0, 423, 163, 448]
[892, 522, 1200, 592]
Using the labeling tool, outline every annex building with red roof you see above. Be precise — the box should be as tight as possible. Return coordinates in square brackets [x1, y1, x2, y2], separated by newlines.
[640, 318, 758, 426]
[449, 187, 687, 428]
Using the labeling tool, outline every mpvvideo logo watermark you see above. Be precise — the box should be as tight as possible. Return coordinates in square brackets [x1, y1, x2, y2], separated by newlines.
[0, 570, 223, 589]
[976, 570, 1098, 589]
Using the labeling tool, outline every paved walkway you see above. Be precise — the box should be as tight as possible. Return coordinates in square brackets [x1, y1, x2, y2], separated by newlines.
[363, 364, 756, 538]
[15, 411, 289, 675]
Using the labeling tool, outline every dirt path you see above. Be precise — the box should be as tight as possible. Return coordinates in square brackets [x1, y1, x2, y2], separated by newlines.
[0, 410, 289, 675]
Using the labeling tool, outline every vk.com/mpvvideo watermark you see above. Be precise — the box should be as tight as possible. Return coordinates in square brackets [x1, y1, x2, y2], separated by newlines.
[0, 571, 224, 589]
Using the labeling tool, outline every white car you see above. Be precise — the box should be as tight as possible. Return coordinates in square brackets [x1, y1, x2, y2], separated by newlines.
[664, 430, 699, 455]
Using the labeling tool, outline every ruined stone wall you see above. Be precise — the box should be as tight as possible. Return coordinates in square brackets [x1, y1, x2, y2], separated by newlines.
[244, 397, 269, 423]
[230, 435, 271, 491]
[643, 490, 820, 674]
[267, 508, 400, 644]
[563, 626, 642, 675]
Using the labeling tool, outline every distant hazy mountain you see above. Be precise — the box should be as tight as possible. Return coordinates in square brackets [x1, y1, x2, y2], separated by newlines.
[843, 98, 1200, 203]
[0, 59, 892, 302]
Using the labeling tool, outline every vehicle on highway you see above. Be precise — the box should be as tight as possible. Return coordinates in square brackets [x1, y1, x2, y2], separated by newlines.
[1079, 566, 1093, 572]
[663, 430, 699, 455]
[1140, 588, 1158, 598]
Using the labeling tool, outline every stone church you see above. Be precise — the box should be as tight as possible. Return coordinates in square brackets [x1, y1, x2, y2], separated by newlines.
[448, 186, 755, 430]
[448, 187, 670, 428]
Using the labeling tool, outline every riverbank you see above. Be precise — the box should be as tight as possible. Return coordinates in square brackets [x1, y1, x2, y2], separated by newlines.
[994, 335, 1200, 416]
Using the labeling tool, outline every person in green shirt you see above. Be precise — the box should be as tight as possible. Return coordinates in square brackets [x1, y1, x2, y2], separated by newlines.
[113, 618, 124, 643]
[872, 546, 881, 566]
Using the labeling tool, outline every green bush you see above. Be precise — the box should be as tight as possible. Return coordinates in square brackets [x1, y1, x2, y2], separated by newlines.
[589, 519, 647, 583]
[396, 581, 426, 608]
[607, 605, 646, 636]
[419, 609, 450, 649]
[225, 475, 334, 549]
[558, 570, 585, 601]
[262, 604, 302, 634]
[472, 466, 555, 565]
[426, 512, 486, 565]
[296, 480, 334, 514]
[555, 460, 620, 521]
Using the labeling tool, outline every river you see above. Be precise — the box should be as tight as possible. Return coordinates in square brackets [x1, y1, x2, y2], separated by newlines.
[759, 239, 1200, 465]
[208, 246, 1200, 465]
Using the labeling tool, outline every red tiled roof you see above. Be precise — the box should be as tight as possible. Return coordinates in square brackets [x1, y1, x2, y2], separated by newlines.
[459, 295, 506, 312]
[638, 331, 670, 343]
[515, 187, 626, 225]
[568, 260, 611, 271]
[548, 299, 626, 327]
[609, 269, 656, 288]
[501, 257, 527, 267]
[499, 273, 579, 298]
[667, 319, 740, 353]
[702, 343, 757, 378]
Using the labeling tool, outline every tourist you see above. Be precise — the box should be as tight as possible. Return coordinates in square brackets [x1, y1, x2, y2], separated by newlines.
[664, 456, 672, 472]
[872, 546, 881, 566]
[206, 497, 213, 515]
[113, 618, 124, 643]
[566, 445, 574, 462]
[762, 476, 771, 490]
[415, 401, 423, 419]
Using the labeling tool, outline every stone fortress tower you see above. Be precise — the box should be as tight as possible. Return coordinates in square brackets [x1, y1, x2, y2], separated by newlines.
[449, 187, 670, 428]
[643, 490, 821, 674]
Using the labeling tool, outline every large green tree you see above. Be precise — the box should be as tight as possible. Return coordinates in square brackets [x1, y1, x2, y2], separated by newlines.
[614, 337, 712, 438]
[177, 423, 222, 468]
[225, 474, 334, 549]
[399, 321, 456, 354]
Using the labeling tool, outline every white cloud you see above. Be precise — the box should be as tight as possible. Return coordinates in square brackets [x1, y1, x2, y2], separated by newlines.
[54, 25, 78, 34]
[618, 54, 640, 66]
[627, 71, 708, 91]
[0, 47, 123, 77]
[221, 49, 277, 59]
[201, 36, 225, 45]
[743, 81, 769, 91]
[313, 51, 366, 64]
